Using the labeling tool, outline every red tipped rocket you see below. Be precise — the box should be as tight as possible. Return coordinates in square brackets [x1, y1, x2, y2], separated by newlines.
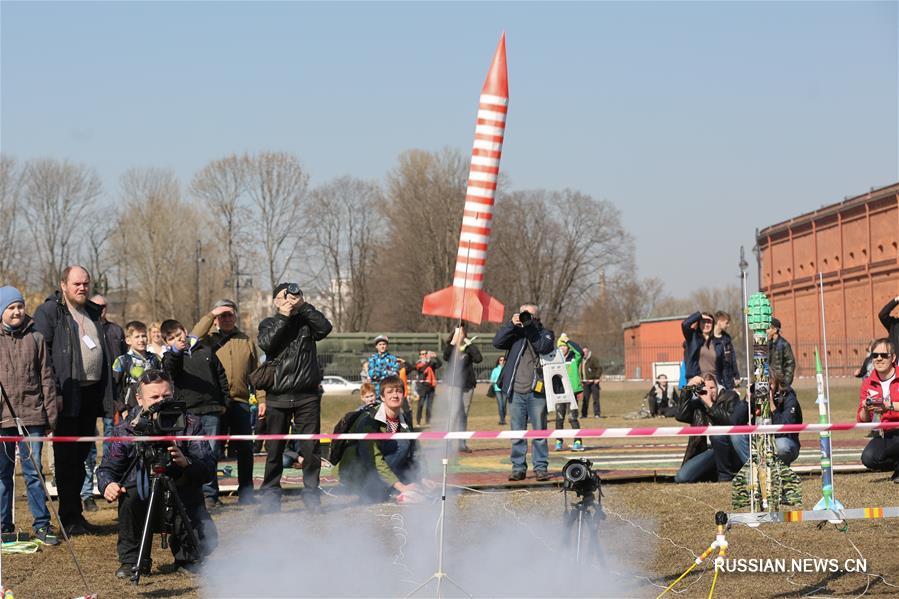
[421, 34, 508, 324]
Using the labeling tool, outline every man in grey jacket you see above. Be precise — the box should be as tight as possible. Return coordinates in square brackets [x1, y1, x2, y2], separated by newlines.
[492, 304, 555, 482]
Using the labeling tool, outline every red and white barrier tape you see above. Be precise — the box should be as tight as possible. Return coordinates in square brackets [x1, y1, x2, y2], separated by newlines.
[1, 420, 897, 443]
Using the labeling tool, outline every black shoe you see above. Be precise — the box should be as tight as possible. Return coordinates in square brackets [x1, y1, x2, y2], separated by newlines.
[174, 560, 202, 575]
[508, 471, 526, 481]
[82, 497, 99, 513]
[891, 471, 899, 484]
[34, 526, 59, 546]
[238, 492, 258, 505]
[63, 517, 98, 536]
[535, 470, 552, 482]
[116, 561, 151, 579]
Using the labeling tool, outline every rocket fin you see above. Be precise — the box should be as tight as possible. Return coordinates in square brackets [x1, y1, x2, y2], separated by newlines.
[422, 286, 505, 325]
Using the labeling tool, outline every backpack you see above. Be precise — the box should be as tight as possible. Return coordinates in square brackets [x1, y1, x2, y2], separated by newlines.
[328, 405, 375, 466]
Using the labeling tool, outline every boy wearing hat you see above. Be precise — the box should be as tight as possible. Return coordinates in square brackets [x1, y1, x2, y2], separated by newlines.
[554, 334, 585, 452]
[368, 335, 400, 396]
[0, 286, 59, 545]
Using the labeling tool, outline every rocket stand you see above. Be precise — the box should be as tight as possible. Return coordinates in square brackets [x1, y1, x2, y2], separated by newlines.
[405, 351, 471, 599]
[656, 511, 729, 599]
[0, 383, 95, 598]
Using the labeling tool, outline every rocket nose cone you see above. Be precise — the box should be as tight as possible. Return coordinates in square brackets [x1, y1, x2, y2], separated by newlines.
[481, 32, 508, 98]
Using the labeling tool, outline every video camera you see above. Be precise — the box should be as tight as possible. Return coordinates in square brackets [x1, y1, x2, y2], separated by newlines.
[562, 458, 602, 498]
[131, 400, 187, 473]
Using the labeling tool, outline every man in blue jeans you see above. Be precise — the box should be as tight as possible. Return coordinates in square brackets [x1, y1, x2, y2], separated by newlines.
[0, 286, 59, 545]
[493, 304, 556, 482]
[674, 374, 749, 483]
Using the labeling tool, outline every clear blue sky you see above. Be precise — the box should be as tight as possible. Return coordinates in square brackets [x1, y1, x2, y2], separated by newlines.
[3, 1, 896, 296]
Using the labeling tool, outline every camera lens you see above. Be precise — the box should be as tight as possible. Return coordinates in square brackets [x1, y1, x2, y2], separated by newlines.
[565, 463, 587, 483]
[287, 283, 301, 296]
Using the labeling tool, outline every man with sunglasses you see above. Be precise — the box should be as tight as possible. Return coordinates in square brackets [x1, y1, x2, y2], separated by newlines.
[857, 338, 899, 483]
[97, 370, 217, 577]
[257, 283, 333, 511]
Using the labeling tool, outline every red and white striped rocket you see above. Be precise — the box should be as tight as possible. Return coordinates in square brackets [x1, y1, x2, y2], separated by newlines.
[421, 33, 508, 324]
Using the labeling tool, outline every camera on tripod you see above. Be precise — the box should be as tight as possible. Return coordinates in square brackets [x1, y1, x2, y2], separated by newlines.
[132, 399, 187, 473]
[561, 458, 605, 564]
[563, 458, 601, 498]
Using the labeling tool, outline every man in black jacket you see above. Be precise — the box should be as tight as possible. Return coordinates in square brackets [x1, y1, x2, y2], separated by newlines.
[674, 374, 748, 483]
[32, 265, 115, 535]
[256, 283, 333, 511]
[879, 295, 899, 354]
[160, 319, 230, 509]
[97, 370, 217, 578]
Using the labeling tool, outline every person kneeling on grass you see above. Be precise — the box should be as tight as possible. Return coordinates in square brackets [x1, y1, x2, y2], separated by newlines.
[337, 376, 434, 503]
[97, 370, 217, 578]
[857, 338, 899, 483]
[674, 373, 748, 483]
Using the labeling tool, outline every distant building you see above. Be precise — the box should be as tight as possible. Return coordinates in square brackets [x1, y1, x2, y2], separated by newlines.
[757, 182, 899, 376]
[622, 316, 689, 382]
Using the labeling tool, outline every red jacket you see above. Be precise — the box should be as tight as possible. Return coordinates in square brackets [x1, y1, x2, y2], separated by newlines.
[857, 369, 899, 423]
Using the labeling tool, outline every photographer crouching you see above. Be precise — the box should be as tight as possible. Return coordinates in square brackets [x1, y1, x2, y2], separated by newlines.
[97, 369, 217, 579]
[674, 373, 749, 483]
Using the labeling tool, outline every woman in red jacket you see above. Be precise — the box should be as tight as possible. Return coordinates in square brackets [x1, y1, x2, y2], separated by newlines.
[857, 338, 899, 483]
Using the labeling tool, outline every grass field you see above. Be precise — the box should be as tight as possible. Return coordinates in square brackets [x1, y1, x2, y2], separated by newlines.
[5, 378, 897, 598]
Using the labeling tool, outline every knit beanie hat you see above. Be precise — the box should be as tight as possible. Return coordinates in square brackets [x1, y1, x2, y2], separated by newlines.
[0, 286, 25, 314]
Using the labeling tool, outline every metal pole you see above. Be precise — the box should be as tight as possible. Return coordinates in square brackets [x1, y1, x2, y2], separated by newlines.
[194, 240, 202, 324]
[739, 247, 755, 514]
[818, 273, 833, 422]
[740, 247, 752, 389]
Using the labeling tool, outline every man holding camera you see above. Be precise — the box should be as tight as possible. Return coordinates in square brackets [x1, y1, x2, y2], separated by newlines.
[493, 304, 556, 482]
[97, 370, 216, 578]
[674, 373, 748, 483]
[256, 283, 333, 511]
[857, 338, 899, 483]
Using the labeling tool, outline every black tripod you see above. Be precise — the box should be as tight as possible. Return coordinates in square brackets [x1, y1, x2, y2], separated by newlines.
[129, 458, 201, 585]
[563, 489, 605, 564]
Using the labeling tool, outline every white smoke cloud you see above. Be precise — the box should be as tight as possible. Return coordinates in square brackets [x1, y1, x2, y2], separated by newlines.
[202, 486, 654, 598]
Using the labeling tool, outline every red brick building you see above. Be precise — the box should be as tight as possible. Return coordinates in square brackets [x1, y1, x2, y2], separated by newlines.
[622, 316, 688, 381]
[757, 182, 899, 376]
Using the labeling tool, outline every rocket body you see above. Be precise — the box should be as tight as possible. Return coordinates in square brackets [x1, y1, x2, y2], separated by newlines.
[814, 348, 844, 512]
[421, 34, 508, 324]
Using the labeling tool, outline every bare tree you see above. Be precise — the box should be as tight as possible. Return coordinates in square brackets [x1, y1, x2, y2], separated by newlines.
[244, 151, 310, 290]
[373, 148, 469, 331]
[21, 158, 102, 290]
[113, 168, 203, 323]
[0, 155, 22, 283]
[190, 154, 252, 305]
[488, 189, 633, 331]
[308, 176, 383, 331]
[82, 212, 115, 295]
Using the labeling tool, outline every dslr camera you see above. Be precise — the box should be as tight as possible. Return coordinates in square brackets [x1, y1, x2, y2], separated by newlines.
[563, 458, 601, 498]
[132, 399, 187, 472]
